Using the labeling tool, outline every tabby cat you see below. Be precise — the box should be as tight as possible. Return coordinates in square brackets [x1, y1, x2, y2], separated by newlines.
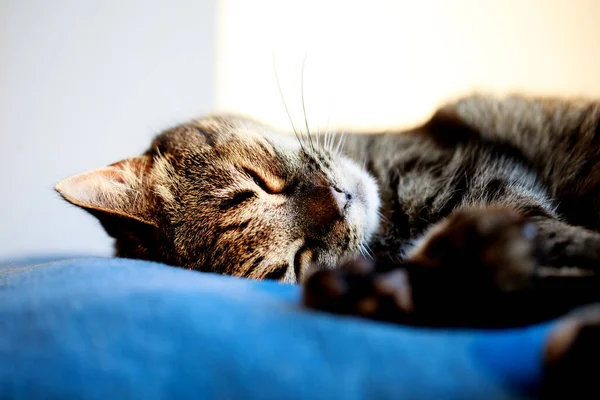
[57, 94, 600, 398]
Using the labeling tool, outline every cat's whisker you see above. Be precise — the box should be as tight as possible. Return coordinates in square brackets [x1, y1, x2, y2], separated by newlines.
[335, 132, 347, 156]
[316, 124, 321, 151]
[341, 132, 349, 155]
[333, 134, 340, 155]
[329, 132, 336, 154]
[272, 49, 305, 151]
[300, 52, 316, 152]
[364, 243, 375, 259]
[376, 210, 390, 223]
[359, 243, 374, 260]
[358, 245, 366, 259]
[331, 135, 336, 154]
[322, 98, 334, 153]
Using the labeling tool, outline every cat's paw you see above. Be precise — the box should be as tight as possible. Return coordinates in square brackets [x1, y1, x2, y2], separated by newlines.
[409, 207, 540, 291]
[542, 304, 600, 400]
[303, 208, 543, 326]
[302, 258, 413, 322]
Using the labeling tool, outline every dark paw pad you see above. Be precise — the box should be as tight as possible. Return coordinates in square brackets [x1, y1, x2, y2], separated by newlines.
[302, 259, 412, 321]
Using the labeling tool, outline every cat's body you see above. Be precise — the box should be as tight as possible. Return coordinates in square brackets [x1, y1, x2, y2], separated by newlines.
[57, 94, 600, 398]
[343, 95, 600, 266]
[343, 107, 554, 262]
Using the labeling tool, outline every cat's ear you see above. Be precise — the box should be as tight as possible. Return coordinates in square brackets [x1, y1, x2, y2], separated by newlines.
[55, 155, 157, 227]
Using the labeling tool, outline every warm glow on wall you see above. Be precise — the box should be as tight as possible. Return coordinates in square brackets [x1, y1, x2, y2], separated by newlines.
[216, 0, 600, 132]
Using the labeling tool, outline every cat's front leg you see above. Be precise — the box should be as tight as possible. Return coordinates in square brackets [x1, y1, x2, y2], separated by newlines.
[529, 216, 600, 272]
[405, 206, 539, 292]
[303, 207, 542, 327]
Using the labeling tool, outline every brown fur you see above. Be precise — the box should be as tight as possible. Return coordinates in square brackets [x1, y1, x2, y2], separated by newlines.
[57, 114, 380, 282]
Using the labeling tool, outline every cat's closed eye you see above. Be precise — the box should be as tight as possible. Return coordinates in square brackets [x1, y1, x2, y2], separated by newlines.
[219, 191, 255, 209]
[242, 167, 285, 194]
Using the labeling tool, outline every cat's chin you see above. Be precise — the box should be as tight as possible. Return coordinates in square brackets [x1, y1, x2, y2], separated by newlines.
[337, 156, 381, 246]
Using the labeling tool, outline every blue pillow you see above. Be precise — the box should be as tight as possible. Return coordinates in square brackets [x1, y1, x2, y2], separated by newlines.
[0, 257, 553, 399]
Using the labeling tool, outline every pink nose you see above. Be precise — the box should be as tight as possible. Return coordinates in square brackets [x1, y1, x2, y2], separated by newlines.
[330, 186, 349, 212]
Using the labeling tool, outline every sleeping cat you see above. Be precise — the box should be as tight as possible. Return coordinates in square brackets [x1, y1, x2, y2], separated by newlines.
[57, 94, 600, 398]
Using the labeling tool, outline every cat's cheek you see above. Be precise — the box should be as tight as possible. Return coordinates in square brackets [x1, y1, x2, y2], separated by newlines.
[361, 177, 382, 242]
[346, 205, 372, 244]
[337, 157, 382, 243]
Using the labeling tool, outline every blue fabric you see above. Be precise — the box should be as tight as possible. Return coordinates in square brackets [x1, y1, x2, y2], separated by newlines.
[0, 257, 555, 399]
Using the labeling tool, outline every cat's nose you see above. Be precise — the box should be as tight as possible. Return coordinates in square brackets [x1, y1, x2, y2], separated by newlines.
[297, 185, 351, 232]
[330, 186, 351, 212]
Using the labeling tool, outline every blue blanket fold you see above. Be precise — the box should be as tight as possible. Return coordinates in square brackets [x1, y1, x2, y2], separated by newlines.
[0, 257, 554, 399]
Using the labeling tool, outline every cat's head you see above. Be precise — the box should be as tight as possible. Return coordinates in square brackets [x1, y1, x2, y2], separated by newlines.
[56, 115, 380, 282]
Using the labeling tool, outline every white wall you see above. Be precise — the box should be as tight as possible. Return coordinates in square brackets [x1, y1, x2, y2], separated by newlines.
[0, 1, 216, 258]
[217, 0, 600, 131]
